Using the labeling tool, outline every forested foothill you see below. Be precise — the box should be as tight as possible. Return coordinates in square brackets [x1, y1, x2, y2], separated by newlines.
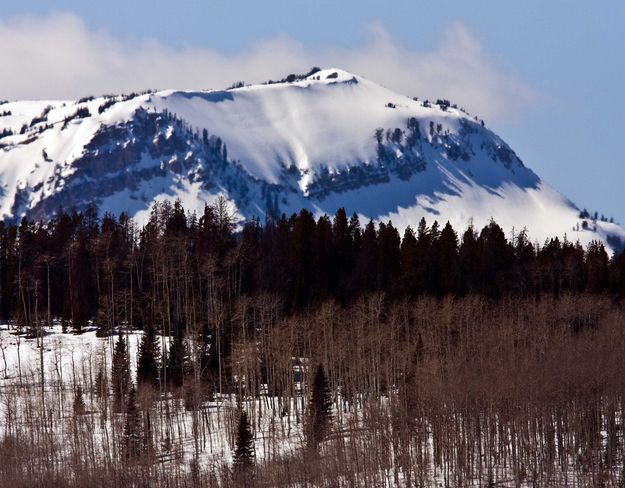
[1, 199, 625, 487]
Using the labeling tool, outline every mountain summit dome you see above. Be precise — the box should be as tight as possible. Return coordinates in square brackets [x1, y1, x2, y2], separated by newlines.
[0, 69, 623, 251]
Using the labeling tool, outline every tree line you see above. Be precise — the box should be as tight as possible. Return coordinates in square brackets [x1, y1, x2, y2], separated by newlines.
[2, 199, 624, 334]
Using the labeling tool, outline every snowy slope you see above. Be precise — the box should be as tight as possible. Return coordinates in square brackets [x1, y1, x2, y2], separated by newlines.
[0, 68, 623, 252]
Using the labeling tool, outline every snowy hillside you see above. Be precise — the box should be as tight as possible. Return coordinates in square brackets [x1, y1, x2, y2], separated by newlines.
[0, 68, 623, 251]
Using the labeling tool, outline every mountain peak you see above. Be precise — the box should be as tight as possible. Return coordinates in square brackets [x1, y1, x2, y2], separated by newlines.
[305, 68, 360, 82]
[0, 71, 623, 252]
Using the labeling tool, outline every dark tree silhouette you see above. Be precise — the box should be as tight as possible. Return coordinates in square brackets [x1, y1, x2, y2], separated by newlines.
[111, 333, 130, 412]
[166, 330, 191, 388]
[69, 229, 92, 333]
[0, 198, 622, 353]
[305, 364, 333, 453]
[73, 385, 86, 415]
[137, 325, 160, 388]
[122, 386, 143, 461]
[232, 410, 255, 476]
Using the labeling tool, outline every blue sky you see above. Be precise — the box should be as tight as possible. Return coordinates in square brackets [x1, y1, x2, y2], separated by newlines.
[1, 0, 624, 225]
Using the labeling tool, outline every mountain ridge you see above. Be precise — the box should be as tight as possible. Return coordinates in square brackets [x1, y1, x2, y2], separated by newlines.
[0, 68, 623, 252]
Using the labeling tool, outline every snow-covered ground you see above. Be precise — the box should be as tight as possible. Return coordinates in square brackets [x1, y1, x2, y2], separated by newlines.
[0, 323, 303, 470]
[0, 322, 622, 487]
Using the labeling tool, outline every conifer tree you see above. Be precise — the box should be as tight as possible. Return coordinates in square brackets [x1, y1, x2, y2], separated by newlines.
[95, 362, 107, 398]
[400, 226, 419, 294]
[111, 333, 130, 412]
[332, 208, 353, 291]
[122, 385, 143, 461]
[137, 325, 160, 388]
[305, 364, 333, 453]
[356, 220, 378, 292]
[436, 221, 459, 293]
[459, 224, 478, 293]
[233, 410, 255, 476]
[69, 229, 92, 333]
[166, 330, 190, 388]
[94, 298, 113, 337]
[73, 385, 86, 415]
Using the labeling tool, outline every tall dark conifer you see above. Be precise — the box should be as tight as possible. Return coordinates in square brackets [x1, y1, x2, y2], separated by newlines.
[166, 330, 191, 388]
[122, 385, 143, 461]
[289, 209, 316, 309]
[586, 241, 609, 292]
[111, 333, 130, 412]
[436, 221, 459, 294]
[232, 410, 255, 475]
[414, 217, 431, 293]
[137, 326, 160, 388]
[356, 220, 378, 292]
[69, 229, 92, 333]
[400, 226, 419, 295]
[305, 364, 333, 453]
[377, 221, 401, 293]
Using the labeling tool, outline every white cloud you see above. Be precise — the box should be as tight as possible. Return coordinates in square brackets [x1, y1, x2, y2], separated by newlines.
[0, 13, 534, 123]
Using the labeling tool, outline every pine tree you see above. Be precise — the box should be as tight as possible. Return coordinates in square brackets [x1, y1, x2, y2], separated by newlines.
[69, 229, 93, 333]
[122, 385, 143, 461]
[289, 209, 316, 309]
[305, 364, 333, 453]
[166, 330, 190, 388]
[94, 362, 106, 398]
[232, 410, 255, 475]
[356, 220, 378, 292]
[73, 385, 86, 415]
[332, 208, 353, 292]
[137, 326, 160, 388]
[400, 226, 419, 294]
[377, 221, 401, 292]
[436, 221, 459, 293]
[458, 224, 478, 294]
[94, 298, 112, 337]
[111, 333, 130, 412]
[586, 240, 609, 292]
[414, 217, 432, 292]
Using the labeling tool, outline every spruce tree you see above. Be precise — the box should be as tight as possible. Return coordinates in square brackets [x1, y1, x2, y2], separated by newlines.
[94, 361, 107, 398]
[73, 385, 86, 415]
[69, 230, 92, 333]
[233, 410, 255, 475]
[137, 326, 160, 388]
[400, 226, 419, 294]
[122, 385, 143, 461]
[166, 330, 190, 388]
[436, 221, 459, 294]
[94, 299, 112, 337]
[305, 364, 333, 452]
[111, 333, 130, 412]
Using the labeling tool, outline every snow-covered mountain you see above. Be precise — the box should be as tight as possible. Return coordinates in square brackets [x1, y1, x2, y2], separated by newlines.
[0, 68, 623, 251]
